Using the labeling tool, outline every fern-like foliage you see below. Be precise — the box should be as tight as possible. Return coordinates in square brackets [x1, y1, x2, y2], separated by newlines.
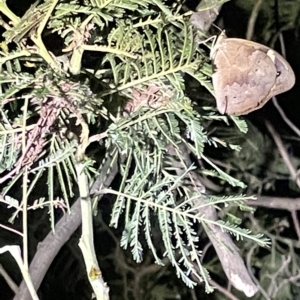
[104, 96, 268, 290]
[0, 68, 105, 227]
[0, 0, 270, 294]
[96, 20, 205, 96]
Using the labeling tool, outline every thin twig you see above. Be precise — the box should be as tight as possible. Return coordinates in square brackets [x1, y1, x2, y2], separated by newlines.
[246, 245, 271, 300]
[272, 97, 300, 137]
[209, 279, 239, 300]
[266, 121, 300, 188]
[0, 224, 23, 237]
[246, 0, 264, 40]
[266, 122, 300, 241]
[291, 210, 300, 241]
[0, 264, 18, 293]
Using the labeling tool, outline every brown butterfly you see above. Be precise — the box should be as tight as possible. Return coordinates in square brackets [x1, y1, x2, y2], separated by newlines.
[211, 33, 295, 115]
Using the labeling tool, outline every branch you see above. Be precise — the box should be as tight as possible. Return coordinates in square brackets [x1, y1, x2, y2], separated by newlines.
[266, 121, 300, 188]
[168, 143, 258, 297]
[265, 122, 300, 240]
[247, 196, 300, 211]
[13, 155, 119, 300]
[76, 160, 109, 300]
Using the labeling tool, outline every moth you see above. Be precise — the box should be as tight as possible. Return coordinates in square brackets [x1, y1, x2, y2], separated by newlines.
[211, 33, 295, 115]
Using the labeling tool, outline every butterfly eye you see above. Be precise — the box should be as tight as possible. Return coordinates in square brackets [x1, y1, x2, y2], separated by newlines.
[276, 71, 281, 77]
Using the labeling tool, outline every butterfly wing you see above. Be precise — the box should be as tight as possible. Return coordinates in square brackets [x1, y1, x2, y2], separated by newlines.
[212, 38, 295, 115]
